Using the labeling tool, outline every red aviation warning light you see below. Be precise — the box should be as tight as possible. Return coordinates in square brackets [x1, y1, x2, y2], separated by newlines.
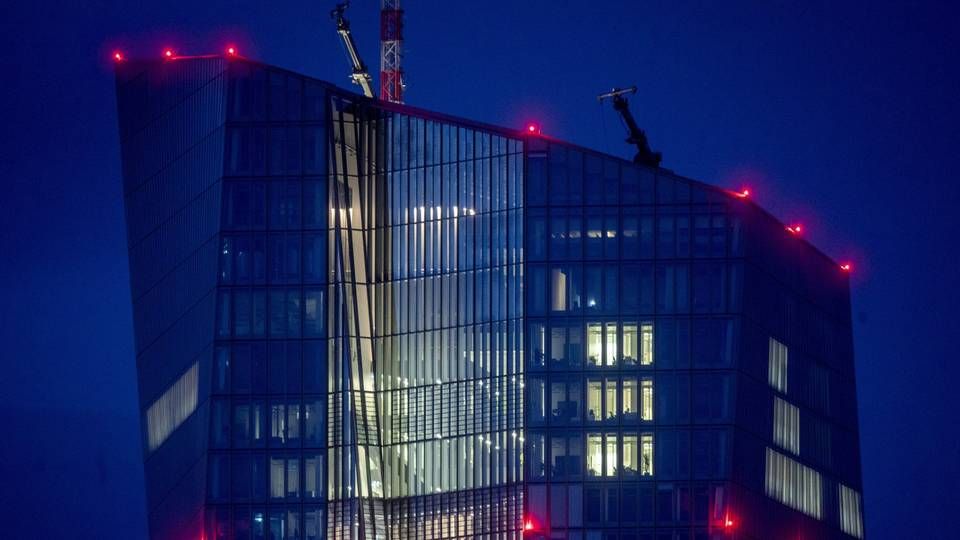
[840, 262, 852, 272]
[163, 48, 174, 59]
[786, 224, 802, 235]
[526, 123, 541, 135]
[226, 45, 237, 56]
[113, 51, 124, 62]
[734, 188, 750, 198]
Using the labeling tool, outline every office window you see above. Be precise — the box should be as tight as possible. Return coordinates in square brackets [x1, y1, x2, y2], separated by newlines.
[640, 433, 654, 476]
[623, 324, 638, 365]
[604, 378, 617, 421]
[641, 378, 654, 421]
[773, 397, 800, 455]
[605, 322, 618, 366]
[530, 433, 546, 479]
[529, 377, 546, 424]
[641, 323, 654, 365]
[769, 337, 788, 393]
[839, 484, 864, 539]
[530, 322, 546, 369]
[764, 447, 822, 519]
[587, 323, 603, 366]
[146, 363, 199, 452]
[587, 434, 603, 476]
[622, 378, 638, 421]
[605, 434, 618, 476]
[587, 380, 602, 423]
[623, 434, 638, 476]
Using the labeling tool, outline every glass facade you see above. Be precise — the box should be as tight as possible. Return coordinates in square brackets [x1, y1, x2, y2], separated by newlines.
[117, 55, 864, 540]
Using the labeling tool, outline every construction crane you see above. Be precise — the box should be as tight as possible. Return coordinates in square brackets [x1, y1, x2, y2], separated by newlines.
[331, 2, 375, 98]
[598, 86, 662, 168]
[380, 0, 405, 103]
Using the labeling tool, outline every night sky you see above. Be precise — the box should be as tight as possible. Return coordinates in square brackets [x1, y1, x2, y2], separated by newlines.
[1, 1, 958, 537]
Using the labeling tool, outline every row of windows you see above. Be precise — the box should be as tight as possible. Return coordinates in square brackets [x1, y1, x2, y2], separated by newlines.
[382, 157, 523, 225]
[529, 377, 654, 425]
[383, 378, 522, 444]
[219, 233, 327, 285]
[213, 342, 326, 395]
[374, 210, 523, 279]
[385, 486, 522, 540]
[222, 180, 326, 231]
[527, 482, 730, 530]
[529, 430, 730, 481]
[208, 453, 325, 502]
[216, 288, 325, 339]
[385, 114, 522, 171]
[528, 263, 739, 316]
[372, 265, 524, 333]
[210, 398, 324, 449]
[228, 63, 326, 123]
[375, 321, 523, 390]
[205, 504, 324, 540]
[530, 322, 654, 369]
[225, 126, 326, 176]
[527, 209, 735, 262]
[529, 319, 735, 371]
[526, 143, 726, 207]
[383, 430, 522, 497]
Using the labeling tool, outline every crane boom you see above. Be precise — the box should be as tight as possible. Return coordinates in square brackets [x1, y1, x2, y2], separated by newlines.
[331, 2, 375, 98]
[598, 86, 662, 167]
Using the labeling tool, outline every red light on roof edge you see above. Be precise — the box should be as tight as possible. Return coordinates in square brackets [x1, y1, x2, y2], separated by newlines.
[226, 46, 237, 56]
[786, 224, 802, 235]
[113, 51, 124, 62]
[735, 188, 750, 198]
[525, 123, 541, 135]
[163, 48, 174, 59]
[840, 263, 852, 272]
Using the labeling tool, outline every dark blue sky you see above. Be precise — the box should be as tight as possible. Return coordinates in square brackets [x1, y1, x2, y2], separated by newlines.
[1, 1, 958, 537]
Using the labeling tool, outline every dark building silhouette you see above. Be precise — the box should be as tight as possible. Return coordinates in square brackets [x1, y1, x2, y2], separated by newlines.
[115, 55, 864, 540]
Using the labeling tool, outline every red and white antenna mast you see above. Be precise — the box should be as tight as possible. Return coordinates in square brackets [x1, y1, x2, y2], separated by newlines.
[380, 0, 404, 103]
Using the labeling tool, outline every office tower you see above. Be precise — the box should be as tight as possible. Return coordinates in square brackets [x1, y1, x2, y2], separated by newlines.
[115, 54, 864, 540]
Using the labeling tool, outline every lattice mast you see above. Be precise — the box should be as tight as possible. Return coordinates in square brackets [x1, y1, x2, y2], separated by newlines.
[380, 0, 404, 103]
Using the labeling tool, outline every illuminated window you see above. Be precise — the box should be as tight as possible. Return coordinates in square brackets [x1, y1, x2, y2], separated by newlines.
[551, 268, 568, 311]
[839, 484, 864, 539]
[605, 323, 618, 366]
[764, 447, 822, 519]
[641, 378, 654, 421]
[146, 363, 199, 452]
[605, 434, 618, 476]
[587, 434, 603, 476]
[769, 337, 788, 392]
[640, 433, 654, 476]
[641, 323, 654, 365]
[622, 378, 638, 421]
[587, 380, 602, 423]
[623, 324, 638, 365]
[623, 434, 638, 476]
[773, 397, 800, 454]
[587, 323, 603, 366]
[604, 379, 617, 421]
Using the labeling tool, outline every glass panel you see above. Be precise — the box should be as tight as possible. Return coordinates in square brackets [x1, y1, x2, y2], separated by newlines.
[605, 434, 618, 476]
[623, 434, 638, 476]
[623, 324, 638, 366]
[641, 433, 654, 476]
[587, 380, 602, 423]
[587, 323, 602, 367]
[641, 379, 654, 421]
[587, 434, 602, 477]
[641, 323, 654, 365]
[622, 378, 638, 421]
[604, 322, 618, 366]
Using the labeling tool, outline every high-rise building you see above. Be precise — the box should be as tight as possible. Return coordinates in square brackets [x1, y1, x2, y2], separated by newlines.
[115, 54, 864, 540]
